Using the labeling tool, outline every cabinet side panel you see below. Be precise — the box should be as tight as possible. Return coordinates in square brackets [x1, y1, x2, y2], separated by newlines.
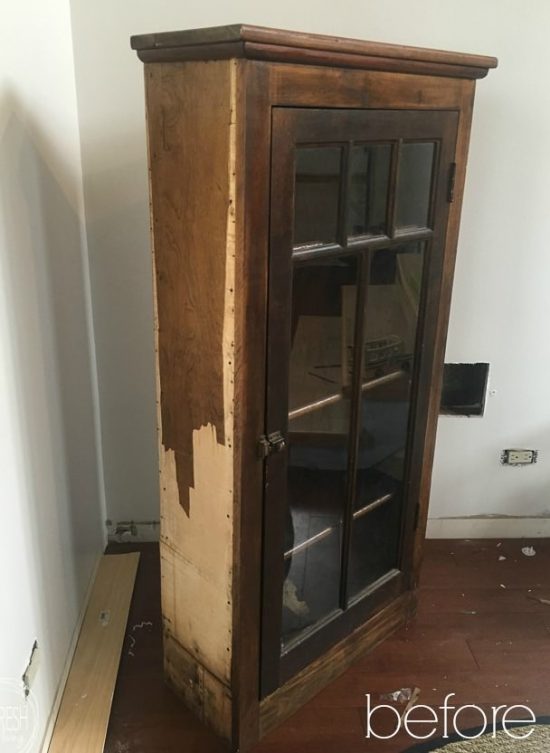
[145, 59, 238, 718]
[412, 81, 476, 578]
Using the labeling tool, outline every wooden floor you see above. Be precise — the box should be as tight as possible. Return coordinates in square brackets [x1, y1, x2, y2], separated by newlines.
[104, 540, 550, 752]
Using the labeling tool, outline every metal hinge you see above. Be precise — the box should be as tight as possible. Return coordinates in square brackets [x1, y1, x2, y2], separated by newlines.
[447, 162, 457, 203]
[413, 502, 421, 531]
[258, 431, 286, 459]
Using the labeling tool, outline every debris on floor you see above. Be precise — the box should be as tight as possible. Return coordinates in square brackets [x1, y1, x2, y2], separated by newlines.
[498, 555, 507, 561]
[459, 609, 477, 615]
[127, 621, 153, 657]
[401, 687, 421, 720]
[380, 687, 413, 703]
[132, 620, 153, 631]
[522, 546, 536, 557]
[379, 686, 422, 722]
[527, 594, 550, 606]
[113, 741, 131, 753]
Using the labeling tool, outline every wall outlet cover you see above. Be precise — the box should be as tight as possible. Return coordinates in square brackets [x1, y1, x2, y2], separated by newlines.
[501, 449, 538, 466]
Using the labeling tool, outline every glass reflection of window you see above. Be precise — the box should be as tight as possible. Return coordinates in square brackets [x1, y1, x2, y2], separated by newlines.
[294, 147, 342, 246]
[282, 255, 357, 648]
[347, 242, 426, 600]
[395, 142, 435, 229]
[348, 144, 391, 237]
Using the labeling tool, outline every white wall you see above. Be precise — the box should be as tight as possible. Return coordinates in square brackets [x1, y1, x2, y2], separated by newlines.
[0, 0, 105, 746]
[69, 0, 550, 530]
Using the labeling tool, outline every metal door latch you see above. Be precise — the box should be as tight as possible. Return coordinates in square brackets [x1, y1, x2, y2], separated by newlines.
[447, 161, 457, 202]
[258, 431, 286, 459]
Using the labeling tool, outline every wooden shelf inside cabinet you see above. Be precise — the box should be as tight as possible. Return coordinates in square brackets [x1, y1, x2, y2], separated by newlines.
[131, 23, 496, 752]
[284, 491, 394, 560]
[288, 369, 408, 420]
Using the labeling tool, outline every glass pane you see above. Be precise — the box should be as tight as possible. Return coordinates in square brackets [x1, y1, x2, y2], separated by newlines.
[347, 242, 426, 599]
[294, 147, 342, 246]
[395, 142, 435, 229]
[282, 255, 358, 648]
[348, 144, 391, 237]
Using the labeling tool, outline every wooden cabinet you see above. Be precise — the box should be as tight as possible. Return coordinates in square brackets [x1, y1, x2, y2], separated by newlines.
[131, 24, 496, 751]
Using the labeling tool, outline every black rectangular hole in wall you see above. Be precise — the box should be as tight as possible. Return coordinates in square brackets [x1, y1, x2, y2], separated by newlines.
[440, 363, 489, 416]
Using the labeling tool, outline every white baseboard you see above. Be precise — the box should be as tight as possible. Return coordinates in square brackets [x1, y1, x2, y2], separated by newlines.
[427, 516, 550, 539]
[40, 553, 102, 753]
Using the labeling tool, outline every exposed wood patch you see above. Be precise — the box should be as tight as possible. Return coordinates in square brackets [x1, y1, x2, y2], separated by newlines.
[47, 553, 139, 753]
[164, 630, 232, 740]
[160, 423, 233, 684]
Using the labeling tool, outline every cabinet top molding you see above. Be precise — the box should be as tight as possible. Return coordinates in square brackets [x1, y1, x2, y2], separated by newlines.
[130, 23, 497, 79]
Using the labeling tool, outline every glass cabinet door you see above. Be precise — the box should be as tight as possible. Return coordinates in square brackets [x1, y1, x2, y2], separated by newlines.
[261, 108, 458, 696]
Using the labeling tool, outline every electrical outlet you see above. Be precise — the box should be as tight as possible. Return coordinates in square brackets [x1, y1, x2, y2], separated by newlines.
[501, 449, 538, 466]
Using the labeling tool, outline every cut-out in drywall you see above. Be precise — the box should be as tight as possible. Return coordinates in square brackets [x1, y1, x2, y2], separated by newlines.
[440, 363, 489, 416]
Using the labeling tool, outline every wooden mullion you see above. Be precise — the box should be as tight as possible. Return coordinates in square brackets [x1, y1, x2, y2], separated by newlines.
[387, 139, 401, 238]
[337, 143, 352, 247]
[339, 249, 370, 610]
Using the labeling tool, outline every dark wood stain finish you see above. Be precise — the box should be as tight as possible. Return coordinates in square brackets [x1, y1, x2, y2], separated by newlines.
[261, 106, 458, 696]
[131, 24, 497, 79]
[231, 61, 270, 750]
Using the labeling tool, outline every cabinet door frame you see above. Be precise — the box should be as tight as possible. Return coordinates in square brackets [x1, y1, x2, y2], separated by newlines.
[260, 107, 458, 697]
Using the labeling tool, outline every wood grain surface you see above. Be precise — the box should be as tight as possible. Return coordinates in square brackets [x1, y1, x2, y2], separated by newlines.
[48, 553, 139, 753]
[131, 24, 497, 79]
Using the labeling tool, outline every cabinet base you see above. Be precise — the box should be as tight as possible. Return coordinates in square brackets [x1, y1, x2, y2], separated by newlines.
[162, 590, 415, 750]
[260, 589, 416, 739]
[164, 629, 232, 742]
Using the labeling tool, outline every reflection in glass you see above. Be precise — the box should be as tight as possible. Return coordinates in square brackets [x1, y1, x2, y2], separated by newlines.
[348, 144, 391, 237]
[395, 142, 435, 229]
[282, 256, 358, 647]
[294, 147, 342, 246]
[347, 242, 426, 599]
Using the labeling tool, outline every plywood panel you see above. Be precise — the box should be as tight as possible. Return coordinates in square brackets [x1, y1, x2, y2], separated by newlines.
[160, 430, 233, 683]
[145, 58, 241, 737]
[48, 553, 139, 753]
[164, 630, 232, 740]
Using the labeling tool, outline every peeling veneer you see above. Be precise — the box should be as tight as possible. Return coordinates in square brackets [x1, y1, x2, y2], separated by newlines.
[151, 61, 238, 516]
